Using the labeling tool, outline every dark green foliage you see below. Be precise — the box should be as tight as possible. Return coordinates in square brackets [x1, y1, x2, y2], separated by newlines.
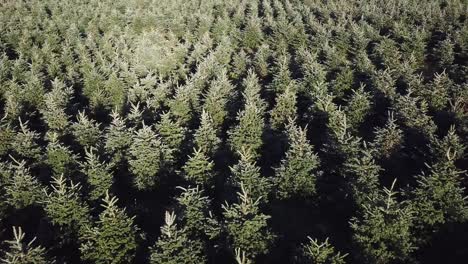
[193, 110, 221, 158]
[182, 148, 215, 188]
[71, 112, 102, 149]
[296, 237, 347, 264]
[81, 147, 113, 200]
[222, 184, 275, 259]
[80, 192, 138, 264]
[1, 227, 52, 264]
[275, 121, 320, 200]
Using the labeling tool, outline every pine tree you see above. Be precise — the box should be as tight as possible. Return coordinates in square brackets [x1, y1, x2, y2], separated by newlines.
[40, 78, 72, 133]
[345, 85, 372, 130]
[203, 69, 235, 130]
[149, 211, 206, 264]
[175, 186, 220, 240]
[370, 112, 403, 159]
[296, 237, 347, 264]
[270, 85, 297, 130]
[43, 174, 90, 237]
[230, 149, 272, 203]
[45, 132, 78, 177]
[193, 109, 221, 158]
[169, 84, 198, 127]
[80, 192, 138, 264]
[269, 53, 293, 94]
[155, 112, 187, 158]
[128, 124, 165, 190]
[350, 180, 415, 264]
[275, 121, 320, 200]
[1, 227, 52, 264]
[182, 148, 216, 188]
[104, 111, 132, 164]
[71, 111, 102, 149]
[81, 147, 113, 200]
[11, 118, 42, 162]
[2, 158, 43, 209]
[222, 184, 275, 259]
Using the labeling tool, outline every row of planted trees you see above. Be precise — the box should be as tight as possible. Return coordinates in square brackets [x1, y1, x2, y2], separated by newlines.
[0, 0, 467, 263]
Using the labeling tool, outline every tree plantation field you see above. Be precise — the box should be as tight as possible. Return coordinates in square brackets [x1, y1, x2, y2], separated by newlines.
[0, 0, 467, 263]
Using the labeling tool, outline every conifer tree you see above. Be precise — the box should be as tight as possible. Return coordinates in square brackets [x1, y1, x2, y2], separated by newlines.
[104, 111, 132, 164]
[1, 227, 52, 264]
[182, 148, 216, 188]
[155, 112, 187, 158]
[149, 211, 206, 264]
[270, 85, 297, 130]
[393, 92, 436, 137]
[169, 84, 198, 127]
[11, 118, 42, 162]
[175, 186, 220, 240]
[80, 192, 138, 264]
[71, 111, 102, 149]
[193, 109, 221, 158]
[43, 174, 90, 237]
[40, 78, 72, 134]
[345, 85, 372, 130]
[275, 121, 320, 200]
[370, 112, 403, 159]
[80, 147, 113, 200]
[203, 69, 235, 130]
[350, 180, 415, 264]
[45, 132, 78, 177]
[269, 53, 293, 94]
[230, 149, 272, 203]
[295, 237, 347, 264]
[222, 184, 275, 259]
[2, 158, 43, 209]
[128, 124, 165, 190]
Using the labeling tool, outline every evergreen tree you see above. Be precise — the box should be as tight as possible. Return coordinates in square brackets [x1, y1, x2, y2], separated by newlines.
[40, 78, 72, 134]
[104, 111, 132, 164]
[230, 149, 272, 203]
[43, 174, 90, 237]
[149, 211, 206, 264]
[222, 184, 275, 259]
[182, 148, 216, 188]
[1, 227, 52, 264]
[155, 112, 187, 158]
[1, 158, 43, 209]
[270, 85, 297, 130]
[295, 237, 347, 264]
[345, 85, 372, 130]
[80, 147, 113, 200]
[275, 121, 320, 200]
[370, 112, 403, 159]
[45, 132, 78, 177]
[128, 124, 164, 190]
[193, 109, 221, 158]
[80, 192, 138, 264]
[10, 118, 42, 162]
[71, 111, 102, 149]
[350, 180, 415, 264]
[203, 69, 235, 130]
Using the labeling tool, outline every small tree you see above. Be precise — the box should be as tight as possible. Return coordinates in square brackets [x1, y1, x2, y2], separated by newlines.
[193, 109, 221, 158]
[370, 112, 403, 159]
[275, 121, 320, 199]
[222, 184, 275, 259]
[81, 147, 113, 200]
[128, 124, 164, 190]
[71, 111, 102, 149]
[149, 211, 206, 264]
[45, 132, 78, 177]
[270, 85, 297, 130]
[80, 192, 138, 264]
[155, 112, 187, 158]
[104, 111, 132, 165]
[296, 237, 347, 264]
[11, 118, 42, 162]
[350, 180, 415, 264]
[1, 227, 52, 264]
[182, 148, 215, 188]
[43, 174, 90, 237]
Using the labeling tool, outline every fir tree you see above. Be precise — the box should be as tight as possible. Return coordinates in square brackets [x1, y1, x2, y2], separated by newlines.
[350, 180, 415, 264]
[193, 109, 221, 158]
[80, 147, 113, 200]
[275, 121, 320, 200]
[45, 132, 78, 177]
[270, 85, 297, 130]
[1, 227, 52, 264]
[296, 237, 347, 264]
[104, 111, 132, 164]
[43, 174, 90, 237]
[203, 69, 235, 130]
[128, 124, 165, 190]
[80, 192, 138, 264]
[71, 111, 102, 149]
[40, 78, 72, 133]
[230, 149, 272, 203]
[11, 118, 42, 162]
[155, 112, 187, 158]
[149, 211, 206, 264]
[370, 112, 403, 159]
[182, 148, 215, 188]
[345, 85, 372, 130]
[223, 184, 275, 259]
